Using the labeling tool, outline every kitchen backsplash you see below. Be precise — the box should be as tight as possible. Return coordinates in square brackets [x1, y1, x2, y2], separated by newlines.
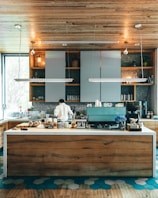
[32, 102, 88, 115]
[31, 99, 153, 119]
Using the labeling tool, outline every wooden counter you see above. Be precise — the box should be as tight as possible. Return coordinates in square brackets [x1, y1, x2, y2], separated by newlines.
[141, 119, 158, 147]
[3, 127, 156, 177]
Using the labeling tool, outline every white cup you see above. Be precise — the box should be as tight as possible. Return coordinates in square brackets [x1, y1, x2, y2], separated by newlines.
[64, 122, 69, 128]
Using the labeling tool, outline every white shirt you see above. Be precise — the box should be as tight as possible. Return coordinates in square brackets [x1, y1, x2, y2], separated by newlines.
[54, 103, 73, 121]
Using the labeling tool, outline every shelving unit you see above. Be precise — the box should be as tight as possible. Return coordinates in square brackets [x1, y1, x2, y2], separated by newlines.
[121, 50, 154, 102]
[29, 51, 45, 102]
[29, 49, 155, 104]
[65, 51, 80, 102]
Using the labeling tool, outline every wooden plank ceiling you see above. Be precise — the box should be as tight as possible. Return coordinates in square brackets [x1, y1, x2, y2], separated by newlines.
[0, 0, 158, 53]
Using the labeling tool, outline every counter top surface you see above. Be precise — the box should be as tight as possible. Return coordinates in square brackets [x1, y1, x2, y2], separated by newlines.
[140, 118, 158, 122]
[0, 117, 29, 125]
[4, 126, 155, 136]
[0, 117, 158, 125]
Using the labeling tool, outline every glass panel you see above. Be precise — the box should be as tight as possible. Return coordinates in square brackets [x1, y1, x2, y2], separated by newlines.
[4, 55, 29, 118]
[0, 54, 2, 119]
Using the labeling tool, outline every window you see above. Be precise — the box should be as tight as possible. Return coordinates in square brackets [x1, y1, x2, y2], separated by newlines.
[0, 54, 2, 119]
[3, 54, 29, 118]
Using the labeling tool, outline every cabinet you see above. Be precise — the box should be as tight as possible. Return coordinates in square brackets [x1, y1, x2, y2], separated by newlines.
[80, 51, 121, 102]
[29, 51, 45, 102]
[29, 50, 155, 103]
[65, 51, 80, 102]
[30, 50, 81, 102]
[45, 51, 65, 102]
[121, 50, 154, 102]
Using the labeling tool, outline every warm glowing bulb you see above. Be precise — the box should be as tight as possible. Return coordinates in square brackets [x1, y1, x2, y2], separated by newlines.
[30, 49, 35, 55]
[123, 48, 128, 55]
[37, 56, 41, 63]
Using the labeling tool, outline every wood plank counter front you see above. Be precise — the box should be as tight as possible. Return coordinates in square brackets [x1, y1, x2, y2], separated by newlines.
[3, 127, 156, 177]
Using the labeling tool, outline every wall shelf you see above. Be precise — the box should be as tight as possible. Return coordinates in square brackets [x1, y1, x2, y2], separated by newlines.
[65, 51, 80, 102]
[121, 66, 153, 70]
[66, 83, 80, 86]
[29, 50, 155, 104]
[121, 83, 153, 86]
[29, 51, 45, 101]
[31, 67, 45, 70]
[121, 49, 154, 102]
[66, 67, 80, 70]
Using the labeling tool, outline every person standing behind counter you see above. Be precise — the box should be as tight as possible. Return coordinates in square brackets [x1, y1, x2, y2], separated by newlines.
[54, 99, 73, 122]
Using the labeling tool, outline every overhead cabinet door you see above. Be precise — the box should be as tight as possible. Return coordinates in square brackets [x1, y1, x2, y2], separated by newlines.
[80, 51, 121, 102]
[45, 51, 65, 102]
[100, 51, 121, 102]
[80, 51, 100, 102]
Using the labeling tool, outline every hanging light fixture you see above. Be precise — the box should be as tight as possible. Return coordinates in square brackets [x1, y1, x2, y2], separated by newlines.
[89, 25, 147, 83]
[88, 51, 147, 83]
[134, 23, 145, 79]
[30, 41, 35, 55]
[14, 24, 22, 81]
[15, 26, 73, 83]
[123, 41, 128, 55]
[89, 78, 147, 83]
[15, 78, 74, 82]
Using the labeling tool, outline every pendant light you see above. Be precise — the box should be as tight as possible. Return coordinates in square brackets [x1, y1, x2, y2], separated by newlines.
[15, 30, 73, 83]
[134, 23, 145, 78]
[30, 41, 35, 55]
[89, 25, 147, 83]
[14, 24, 22, 81]
[15, 78, 74, 82]
[123, 41, 128, 55]
[89, 78, 147, 83]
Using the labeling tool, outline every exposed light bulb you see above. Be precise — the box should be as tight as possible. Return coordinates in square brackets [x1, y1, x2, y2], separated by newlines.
[37, 56, 41, 62]
[14, 24, 22, 30]
[135, 24, 142, 29]
[30, 41, 35, 55]
[123, 48, 128, 55]
[30, 49, 35, 55]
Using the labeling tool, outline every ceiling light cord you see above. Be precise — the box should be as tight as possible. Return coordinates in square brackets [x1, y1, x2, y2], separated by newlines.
[123, 41, 128, 55]
[123, 48, 128, 55]
[67, 51, 71, 78]
[30, 41, 35, 55]
[17, 26, 22, 79]
[134, 23, 144, 79]
[99, 51, 102, 101]
[139, 30, 144, 78]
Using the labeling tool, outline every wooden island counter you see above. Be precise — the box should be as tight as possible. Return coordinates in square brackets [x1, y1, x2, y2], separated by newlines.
[3, 127, 156, 177]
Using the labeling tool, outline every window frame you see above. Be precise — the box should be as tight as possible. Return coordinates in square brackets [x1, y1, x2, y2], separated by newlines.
[1, 53, 29, 118]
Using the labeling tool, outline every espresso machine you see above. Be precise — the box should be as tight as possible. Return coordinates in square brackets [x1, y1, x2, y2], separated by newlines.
[126, 101, 147, 119]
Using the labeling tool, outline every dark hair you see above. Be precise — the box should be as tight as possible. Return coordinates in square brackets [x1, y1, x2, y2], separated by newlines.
[59, 99, 64, 103]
